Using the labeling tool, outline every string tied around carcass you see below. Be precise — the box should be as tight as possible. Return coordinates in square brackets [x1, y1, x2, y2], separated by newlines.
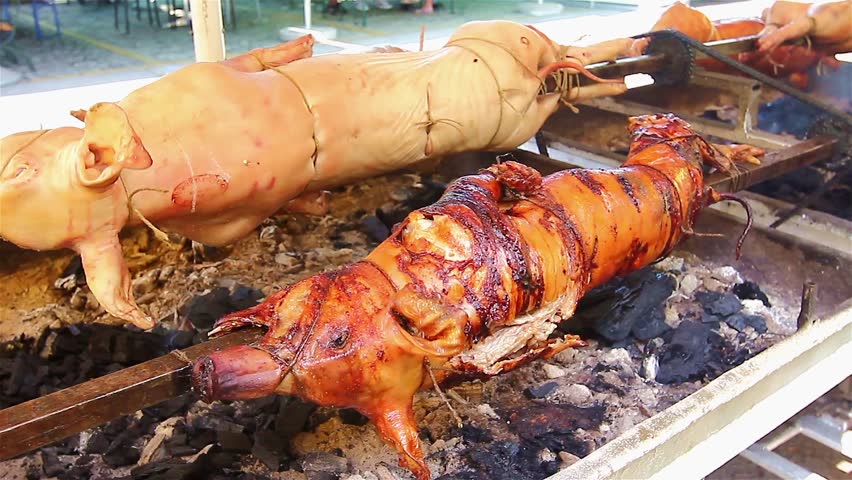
[707, 190, 753, 260]
[537, 56, 623, 112]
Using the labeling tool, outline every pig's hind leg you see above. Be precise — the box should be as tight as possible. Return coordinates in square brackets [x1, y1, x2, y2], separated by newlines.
[221, 35, 315, 73]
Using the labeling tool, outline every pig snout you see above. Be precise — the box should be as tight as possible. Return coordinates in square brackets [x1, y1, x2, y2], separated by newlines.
[191, 345, 284, 403]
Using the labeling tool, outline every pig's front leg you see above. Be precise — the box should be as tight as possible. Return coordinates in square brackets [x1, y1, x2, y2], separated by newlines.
[221, 34, 314, 73]
[76, 233, 154, 329]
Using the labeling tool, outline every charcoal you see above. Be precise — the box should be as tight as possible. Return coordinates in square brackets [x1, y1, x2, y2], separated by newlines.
[131, 459, 206, 480]
[361, 215, 391, 243]
[183, 285, 265, 330]
[656, 321, 710, 384]
[162, 330, 197, 350]
[304, 472, 338, 480]
[725, 313, 768, 334]
[275, 397, 316, 435]
[631, 305, 670, 340]
[193, 414, 241, 433]
[165, 433, 188, 448]
[104, 447, 141, 468]
[216, 430, 253, 453]
[463, 438, 570, 479]
[183, 287, 237, 330]
[732, 281, 772, 308]
[252, 430, 288, 471]
[144, 396, 190, 421]
[25, 464, 43, 480]
[524, 381, 558, 399]
[460, 424, 494, 444]
[188, 429, 217, 449]
[504, 403, 604, 453]
[231, 286, 266, 310]
[58, 455, 95, 480]
[299, 451, 349, 474]
[168, 445, 200, 457]
[5, 354, 36, 397]
[575, 268, 675, 342]
[338, 408, 370, 426]
[87, 326, 166, 365]
[41, 449, 67, 477]
[207, 450, 239, 470]
[84, 430, 111, 454]
[695, 291, 742, 317]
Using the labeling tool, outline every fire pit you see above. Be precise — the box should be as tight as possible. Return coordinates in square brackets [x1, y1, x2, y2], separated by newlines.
[1, 145, 850, 480]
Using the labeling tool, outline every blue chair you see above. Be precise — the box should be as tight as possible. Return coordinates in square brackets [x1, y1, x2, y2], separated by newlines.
[31, 0, 62, 40]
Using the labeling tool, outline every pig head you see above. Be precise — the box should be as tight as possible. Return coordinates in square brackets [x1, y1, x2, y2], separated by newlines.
[1, 103, 156, 328]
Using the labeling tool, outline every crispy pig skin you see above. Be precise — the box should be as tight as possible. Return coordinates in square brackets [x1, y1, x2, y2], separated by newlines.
[191, 114, 741, 480]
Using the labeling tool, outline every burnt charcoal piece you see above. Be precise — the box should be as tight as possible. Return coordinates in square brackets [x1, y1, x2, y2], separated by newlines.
[143, 396, 190, 421]
[299, 451, 349, 474]
[695, 291, 742, 318]
[231, 286, 266, 310]
[216, 430, 253, 453]
[573, 268, 675, 342]
[58, 455, 95, 480]
[188, 429, 217, 449]
[104, 447, 141, 468]
[631, 304, 671, 341]
[183, 285, 264, 331]
[84, 430, 111, 454]
[656, 321, 710, 384]
[252, 430, 288, 471]
[725, 313, 768, 334]
[130, 459, 207, 480]
[374, 177, 447, 231]
[338, 408, 370, 426]
[524, 381, 559, 399]
[41, 449, 67, 477]
[275, 396, 316, 435]
[460, 424, 494, 444]
[504, 403, 604, 453]
[360, 215, 391, 243]
[466, 440, 561, 480]
[4, 354, 39, 397]
[732, 281, 772, 308]
[161, 330, 197, 350]
[88, 325, 167, 364]
[304, 473, 338, 480]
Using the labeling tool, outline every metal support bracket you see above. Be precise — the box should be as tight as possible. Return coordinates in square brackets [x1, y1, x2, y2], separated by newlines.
[739, 413, 851, 480]
[579, 69, 795, 150]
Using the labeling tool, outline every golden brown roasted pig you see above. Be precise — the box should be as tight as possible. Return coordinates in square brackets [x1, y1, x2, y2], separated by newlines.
[190, 114, 752, 480]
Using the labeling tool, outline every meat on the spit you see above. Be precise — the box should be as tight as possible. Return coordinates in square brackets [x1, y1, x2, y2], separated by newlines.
[0, 21, 633, 328]
[190, 113, 753, 480]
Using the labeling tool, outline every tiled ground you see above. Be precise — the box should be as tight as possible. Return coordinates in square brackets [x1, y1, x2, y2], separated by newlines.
[1, 0, 635, 92]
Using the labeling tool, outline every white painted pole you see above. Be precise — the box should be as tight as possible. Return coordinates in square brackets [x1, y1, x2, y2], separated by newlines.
[190, 0, 226, 62]
[304, 0, 312, 30]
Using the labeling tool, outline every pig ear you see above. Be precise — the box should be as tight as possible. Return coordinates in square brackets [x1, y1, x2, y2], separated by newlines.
[75, 102, 153, 189]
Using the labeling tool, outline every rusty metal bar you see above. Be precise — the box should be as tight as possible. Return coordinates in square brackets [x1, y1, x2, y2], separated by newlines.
[0, 328, 263, 461]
